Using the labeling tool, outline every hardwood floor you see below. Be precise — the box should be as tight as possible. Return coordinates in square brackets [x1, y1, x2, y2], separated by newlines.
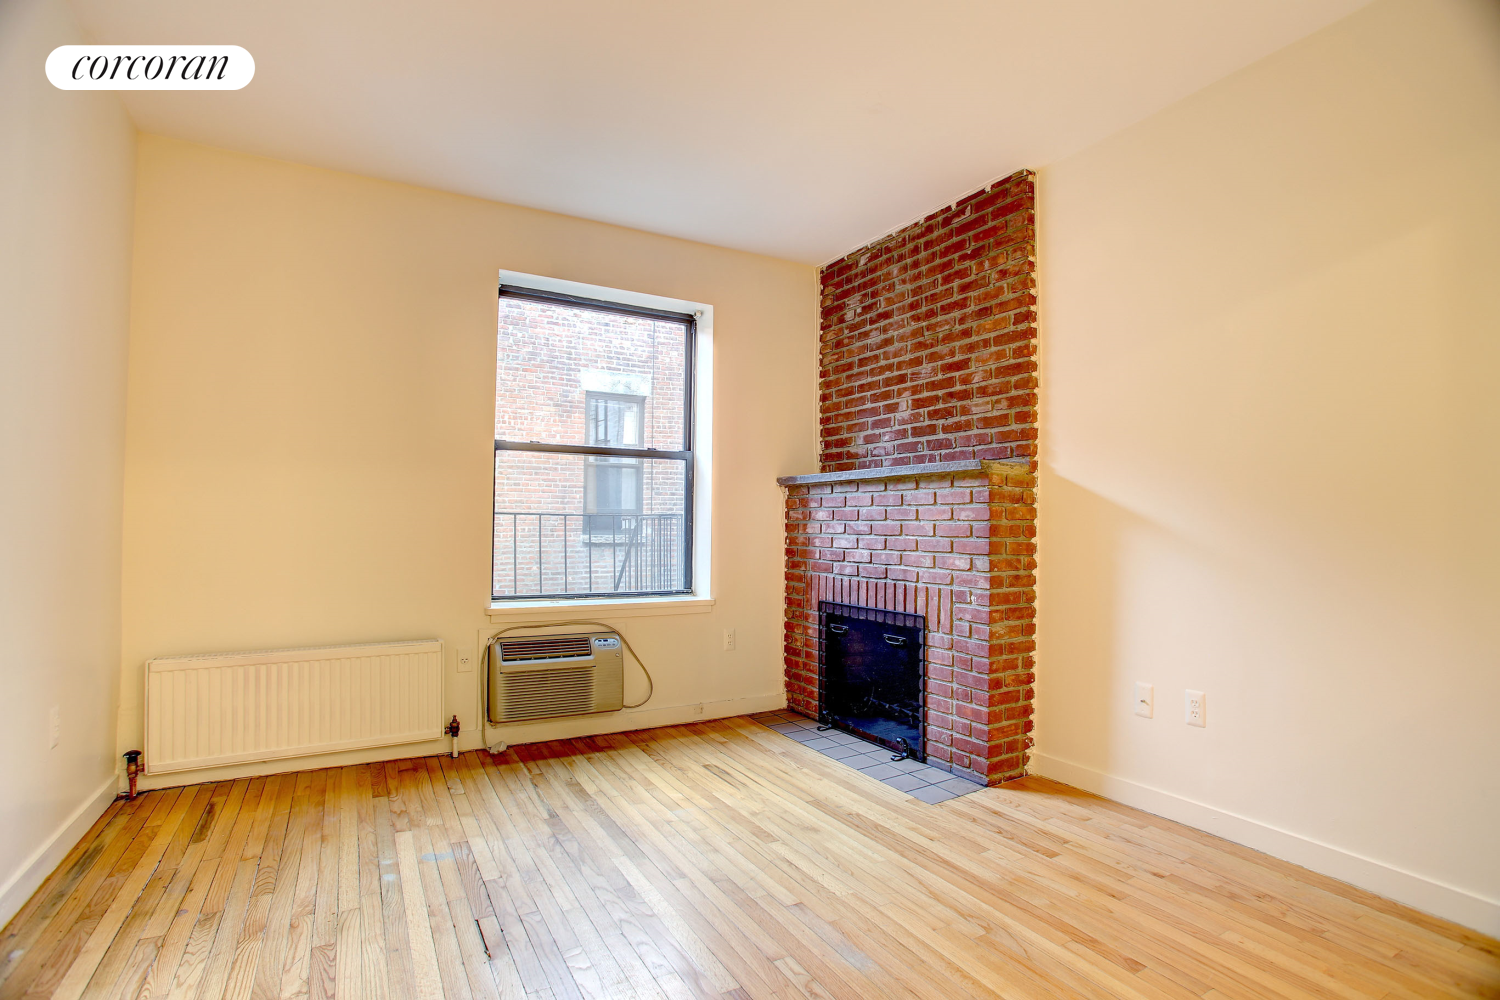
[2, 717, 1495, 999]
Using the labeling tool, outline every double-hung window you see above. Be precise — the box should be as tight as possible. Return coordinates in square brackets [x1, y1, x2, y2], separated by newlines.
[493, 283, 695, 599]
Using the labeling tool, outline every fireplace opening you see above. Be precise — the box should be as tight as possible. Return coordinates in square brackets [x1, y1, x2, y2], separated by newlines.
[818, 602, 925, 760]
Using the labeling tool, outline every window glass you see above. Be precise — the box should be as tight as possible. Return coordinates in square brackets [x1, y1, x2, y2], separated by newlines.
[493, 289, 693, 599]
[493, 452, 688, 598]
[494, 298, 686, 451]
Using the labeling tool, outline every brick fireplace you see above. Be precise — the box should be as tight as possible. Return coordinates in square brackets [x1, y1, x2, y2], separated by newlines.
[780, 169, 1038, 786]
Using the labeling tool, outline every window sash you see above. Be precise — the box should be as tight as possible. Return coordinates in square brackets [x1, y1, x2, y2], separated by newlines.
[493, 284, 697, 600]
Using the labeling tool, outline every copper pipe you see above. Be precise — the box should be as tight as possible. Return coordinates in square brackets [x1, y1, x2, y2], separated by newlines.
[122, 750, 142, 800]
[446, 715, 461, 758]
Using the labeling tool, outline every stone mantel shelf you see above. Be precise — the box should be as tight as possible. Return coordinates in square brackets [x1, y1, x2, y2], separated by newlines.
[776, 458, 1026, 487]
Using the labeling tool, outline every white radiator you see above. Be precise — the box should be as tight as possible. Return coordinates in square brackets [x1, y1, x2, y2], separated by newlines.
[144, 639, 444, 775]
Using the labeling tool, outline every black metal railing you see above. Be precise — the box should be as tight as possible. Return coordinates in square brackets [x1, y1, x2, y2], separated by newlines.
[493, 512, 685, 598]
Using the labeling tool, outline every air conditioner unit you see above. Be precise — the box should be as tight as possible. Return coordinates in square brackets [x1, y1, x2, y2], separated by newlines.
[488, 630, 625, 723]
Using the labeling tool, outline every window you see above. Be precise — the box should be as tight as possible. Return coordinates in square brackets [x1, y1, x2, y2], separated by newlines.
[584, 392, 643, 517]
[493, 283, 695, 599]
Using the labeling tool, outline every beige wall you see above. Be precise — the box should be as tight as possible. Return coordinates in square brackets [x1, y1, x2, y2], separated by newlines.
[1036, 0, 1500, 933]
[0, 0, 136, 925]
[121, 136, 818, 784]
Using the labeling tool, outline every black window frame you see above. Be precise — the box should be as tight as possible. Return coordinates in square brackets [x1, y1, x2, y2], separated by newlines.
[493, 283, 696, 600]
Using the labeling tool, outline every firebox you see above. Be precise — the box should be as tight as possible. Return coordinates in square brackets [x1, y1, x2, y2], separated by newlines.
[818, 602, 925, 760]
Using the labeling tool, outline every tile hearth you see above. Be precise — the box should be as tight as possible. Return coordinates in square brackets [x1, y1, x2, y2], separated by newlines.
[750, 710, 983, 803]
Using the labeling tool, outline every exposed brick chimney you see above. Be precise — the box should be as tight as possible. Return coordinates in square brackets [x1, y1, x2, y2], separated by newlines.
[780, 170, 1038, 786]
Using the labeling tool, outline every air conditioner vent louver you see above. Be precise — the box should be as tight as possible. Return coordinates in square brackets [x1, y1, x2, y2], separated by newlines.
[499, 668, 595, 721]
[499, 636, 593, 662]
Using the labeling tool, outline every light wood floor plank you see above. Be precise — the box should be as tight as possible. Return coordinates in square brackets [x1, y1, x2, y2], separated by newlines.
[2, 796, 169, 1000]
[51, 788, 195, 1000]
[393, 832, 442, 1000]
[161, 777, 262, 1000]
[0, 802, 129, 991]
[2, 719, 1495, 999]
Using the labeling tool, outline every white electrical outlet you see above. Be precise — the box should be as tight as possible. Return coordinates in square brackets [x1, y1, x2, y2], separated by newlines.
[456, 650, 472, 673]
[49, 706, 60, 749]
[1185, 690, 1206, 727]
[1134, 682, 1153, 719]
[723, 628, 736, 651]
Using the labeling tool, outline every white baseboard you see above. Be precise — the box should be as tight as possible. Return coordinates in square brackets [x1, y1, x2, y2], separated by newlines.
[0, 776, 119, 930]
[1029, 753, 1500, 937]
[481, 692, 788, 749]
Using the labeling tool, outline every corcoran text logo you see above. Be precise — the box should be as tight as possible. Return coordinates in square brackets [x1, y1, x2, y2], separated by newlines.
[46, 46, 254, 90]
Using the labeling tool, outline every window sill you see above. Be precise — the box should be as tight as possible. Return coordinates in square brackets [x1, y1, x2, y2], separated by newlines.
[486, 596, 714, 623]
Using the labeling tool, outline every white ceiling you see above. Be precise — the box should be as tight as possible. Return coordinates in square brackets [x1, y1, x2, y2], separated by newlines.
[68, 0, 1372, 264]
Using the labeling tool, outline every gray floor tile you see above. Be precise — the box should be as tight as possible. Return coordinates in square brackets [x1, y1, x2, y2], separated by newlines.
[882, 772, 932, 792]
[755, 715, 979, 804]
[847, 751, 892, 769]
[886, 758, 929, 774]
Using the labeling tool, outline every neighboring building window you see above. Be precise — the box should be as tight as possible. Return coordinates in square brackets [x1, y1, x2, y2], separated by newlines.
[493, 284, 693, 599]
[584, 392, 644, 518]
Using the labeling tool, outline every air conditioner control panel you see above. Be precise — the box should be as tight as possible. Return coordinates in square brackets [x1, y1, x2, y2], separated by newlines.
[592, 637, 621, 650]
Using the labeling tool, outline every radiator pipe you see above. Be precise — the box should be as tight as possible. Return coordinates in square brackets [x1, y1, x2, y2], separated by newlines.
[122, 750, 142, 800]
[446, 715, 461, 758]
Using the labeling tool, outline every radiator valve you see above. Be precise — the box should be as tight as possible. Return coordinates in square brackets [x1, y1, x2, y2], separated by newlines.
[122, 750, 142, 800]
[446, 715, 461, 758]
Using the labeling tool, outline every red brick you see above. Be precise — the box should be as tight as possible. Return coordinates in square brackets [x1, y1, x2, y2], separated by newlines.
[783, 169, 1038, 787]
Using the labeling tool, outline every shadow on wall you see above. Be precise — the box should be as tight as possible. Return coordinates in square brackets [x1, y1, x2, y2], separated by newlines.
[1033, 0, 1500, 928]
[1035, 460, 1500, 907]
[1033, 472, 1122, 778]
[1037, 471, 1292, 799]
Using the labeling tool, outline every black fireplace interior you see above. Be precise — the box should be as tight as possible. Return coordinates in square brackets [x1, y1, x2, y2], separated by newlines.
[818, 601, 925, 760]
